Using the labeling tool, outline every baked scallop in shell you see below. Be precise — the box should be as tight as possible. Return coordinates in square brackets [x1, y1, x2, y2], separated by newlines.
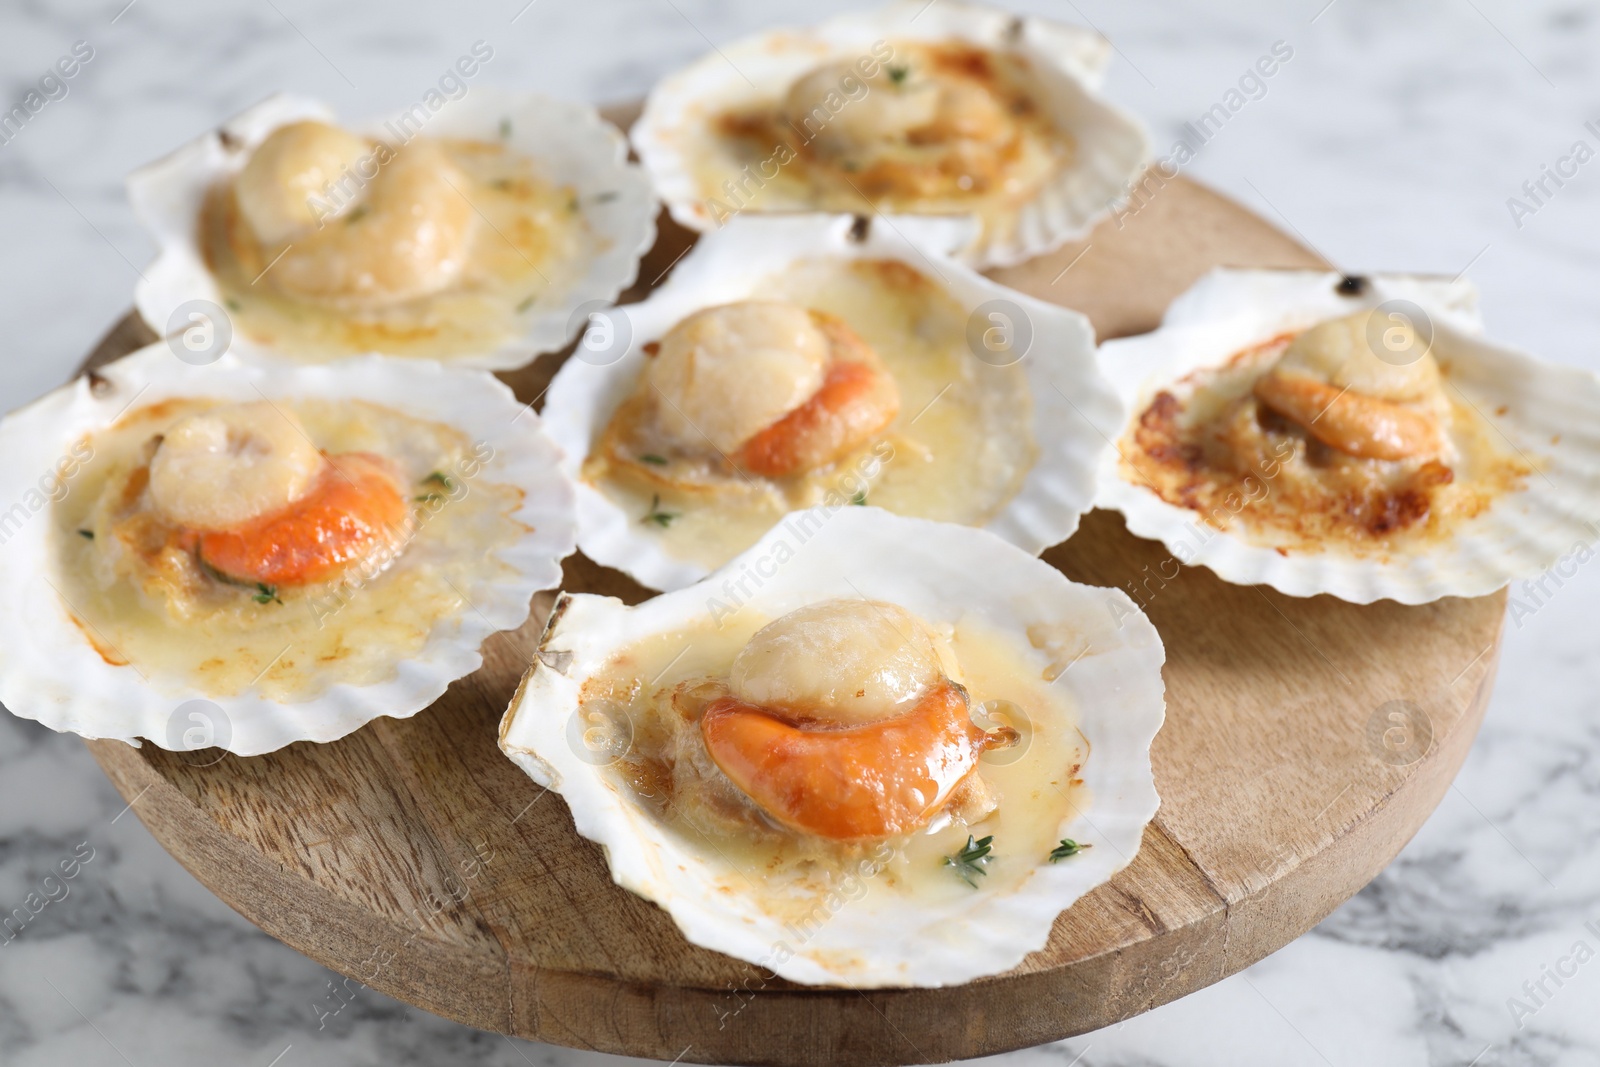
[543, 212, 1120, 592]
[1096, 268, 1600, 603]
[0, 345, 575, 754]
[130, 91, 655, 368]
[633, 0, 1149, 269]
[499, 506, 1166, 987]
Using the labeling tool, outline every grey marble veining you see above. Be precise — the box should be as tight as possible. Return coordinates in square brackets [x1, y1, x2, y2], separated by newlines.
[1, 1, 1598, 1064]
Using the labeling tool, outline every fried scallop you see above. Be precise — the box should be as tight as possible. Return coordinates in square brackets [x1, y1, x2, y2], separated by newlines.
[1097, 268, 1600, 603]
[544, 213, 1117, 592]
[0, 345, 575, 754]
[130, 91, 655, 368]
[632, 1, 1148, 268]
[499, 506, 1166, 987]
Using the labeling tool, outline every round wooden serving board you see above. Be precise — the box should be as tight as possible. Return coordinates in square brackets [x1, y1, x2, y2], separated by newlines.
[80, 107, 1505, 1066]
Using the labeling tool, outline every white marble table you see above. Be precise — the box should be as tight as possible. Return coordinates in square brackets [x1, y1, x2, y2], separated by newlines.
[2, 1, 1597, 1064]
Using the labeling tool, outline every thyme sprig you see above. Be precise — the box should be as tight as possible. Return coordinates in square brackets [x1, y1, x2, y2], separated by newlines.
[198, 556, 281, 605]
[1048, 839, 1092, 862]
[943, 834, 994, 888]
[415, 471, 455, 502]
[641, 494, 678, 528]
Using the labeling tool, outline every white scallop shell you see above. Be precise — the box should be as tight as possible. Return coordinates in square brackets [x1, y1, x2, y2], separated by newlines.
[499, 505, 1166, 987]
[129, 90, 656, 369]
[543, 211, 1121, 591]
[1096, 268, 1600, 604]
[0, 344, 576, 755]
[632, 0, 1149, 269]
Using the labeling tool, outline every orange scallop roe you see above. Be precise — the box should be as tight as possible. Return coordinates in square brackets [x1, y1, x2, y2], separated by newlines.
[700, 680, 992, 841]
[184, 453, 410, 588]
[734, 360, 898, 478]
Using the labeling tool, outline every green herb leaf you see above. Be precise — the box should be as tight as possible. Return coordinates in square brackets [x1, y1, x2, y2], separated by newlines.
[640, 453, 669, 466]
[498, 117, 512, 139]
[424, 471, 455, 491]
[850, 491, 867, 506]
[344, 204, 369, 224]
[414, 492, 446, 503]
[77, 528, 94, 540]
[594, 190, 619, 203]
[253, 583, 282, 605]
[888, 64, 909, 85]
[1048, 839, 1092, 862]
[224, 299, 242, 312]
[515, 294, 537, 314]
[943, 834, 994, 887]
[641, 494, 679, 528]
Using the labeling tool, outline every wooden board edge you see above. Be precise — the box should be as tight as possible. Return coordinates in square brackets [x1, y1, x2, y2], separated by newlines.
[63, 167, 1510, 1063]
[85, 735, 516, 1033]
[82, 616, 1502, 1065]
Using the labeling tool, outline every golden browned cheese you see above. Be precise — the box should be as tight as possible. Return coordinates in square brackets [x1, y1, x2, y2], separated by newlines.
[202, 134, 587, 360]
[1121, 325, 1530, 553]
[715, 41, 1062, 210]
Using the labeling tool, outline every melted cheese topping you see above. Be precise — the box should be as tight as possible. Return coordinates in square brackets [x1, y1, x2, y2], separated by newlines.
[705, 41, 1070, 247]
[1121, 333, 1533, 554]
[583, 257, 1036, 569]
[202, 136, 588, 361]
[581, 603, 1087, 917]
[53, 398, 528, 701]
